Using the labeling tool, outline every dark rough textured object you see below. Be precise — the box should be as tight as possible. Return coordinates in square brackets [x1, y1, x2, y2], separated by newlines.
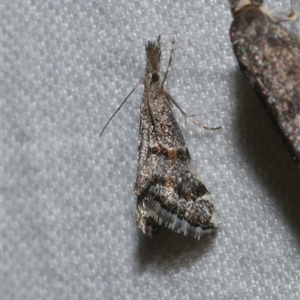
[133, 36, 217, 239]
[229, 0, 300, 165]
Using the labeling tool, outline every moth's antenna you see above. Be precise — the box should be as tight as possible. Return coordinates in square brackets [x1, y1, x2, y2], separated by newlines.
[161, 36, 176, 87]
[99, 79, 142, 137]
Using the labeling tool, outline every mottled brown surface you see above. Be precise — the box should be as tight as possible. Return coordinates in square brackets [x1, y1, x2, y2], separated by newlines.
[134, 37, 217, 238]
[230, 3, 300, 164]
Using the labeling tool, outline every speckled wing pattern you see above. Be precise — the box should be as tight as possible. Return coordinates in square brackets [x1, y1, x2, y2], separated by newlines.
[229, 1, 300, 165]
[133, 36, 217, 239]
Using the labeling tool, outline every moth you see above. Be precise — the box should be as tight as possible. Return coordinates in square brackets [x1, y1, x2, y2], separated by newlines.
[100, 36, 219, 239]
[229, 0, 300, 165]
[133, 36, 220, 239]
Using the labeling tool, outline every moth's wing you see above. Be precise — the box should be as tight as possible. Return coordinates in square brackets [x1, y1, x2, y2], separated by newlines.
[133, 94, 161, 236]
[135, 92, 217, 239]
[139, 150, 217, 239]
[133, 93, 153, 196]
[230, 8, 300, 162]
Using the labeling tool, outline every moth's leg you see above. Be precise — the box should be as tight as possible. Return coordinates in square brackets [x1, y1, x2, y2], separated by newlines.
[267, 0, 297, 23]
[164, 92, 222, 131]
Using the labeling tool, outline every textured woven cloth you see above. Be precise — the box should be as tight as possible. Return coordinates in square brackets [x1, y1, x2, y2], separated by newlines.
[3, 1, 300, 299]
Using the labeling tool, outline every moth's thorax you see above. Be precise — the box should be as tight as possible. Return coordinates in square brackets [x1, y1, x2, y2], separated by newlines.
[230, 3, 268, 45]
[233, 3, 263, 17]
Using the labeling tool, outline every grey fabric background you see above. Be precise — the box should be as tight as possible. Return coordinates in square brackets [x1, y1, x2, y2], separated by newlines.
[3, 0, 300, 299]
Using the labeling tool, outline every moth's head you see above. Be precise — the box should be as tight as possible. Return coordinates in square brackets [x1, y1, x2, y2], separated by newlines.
[144, 71, 161, 87]
[229, 0, 263, 15]
[145, 37, 162, 76]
